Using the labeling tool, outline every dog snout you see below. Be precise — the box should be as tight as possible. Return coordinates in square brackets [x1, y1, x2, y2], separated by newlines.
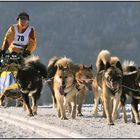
[62, 81, 66, 89]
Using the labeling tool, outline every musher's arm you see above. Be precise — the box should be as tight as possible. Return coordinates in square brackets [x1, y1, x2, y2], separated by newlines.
[2, 25, 15, 52]
[26, 27, 36, 53]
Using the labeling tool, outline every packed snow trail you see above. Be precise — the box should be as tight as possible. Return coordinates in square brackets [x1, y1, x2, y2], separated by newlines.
[0, 119, 42, 138]
[0, 104, 140, 138]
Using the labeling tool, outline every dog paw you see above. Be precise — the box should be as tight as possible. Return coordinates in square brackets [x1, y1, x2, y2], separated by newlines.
[92, 113, 98, 118]
[61, 117, 68, 120]
[57, 113, 61, 118]
[136, 122, 140, 125]
[72, 115, 76, 119]
[102, 113, 106, 118]
[33, 112, 37, 115]
[132, 119, 136, 123]
[28, 113, 34, 117]
[108, 122, 114, 125]
[124, 119, 127, 123]
[77, 113, 83, 116]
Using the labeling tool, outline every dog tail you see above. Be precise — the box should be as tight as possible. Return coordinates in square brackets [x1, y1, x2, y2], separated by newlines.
[96, 50, 111, 72]
[47, 57, 60, 107]
[122, 60, 137, 72]
[24, 55, 48, 79]
[47, 56, 60, 78]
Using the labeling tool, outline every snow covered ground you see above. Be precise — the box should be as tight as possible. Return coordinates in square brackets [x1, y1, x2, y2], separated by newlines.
[0, 104, 140, 138]
[0, 119, 43, 138]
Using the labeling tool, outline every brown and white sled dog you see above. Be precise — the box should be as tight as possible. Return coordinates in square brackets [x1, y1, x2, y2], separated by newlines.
[92, 50, 123, 125]
[52, 57, 78, 119]
[47, 56, 94, 117]
[76, 64, 94, 116]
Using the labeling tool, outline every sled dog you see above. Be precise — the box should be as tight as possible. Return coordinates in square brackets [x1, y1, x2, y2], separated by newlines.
[16, 55, 47, 116]
[120, 61, 140, 124]
[53, 57, 78, 119]
[47, 56, 94, 117]
[92, 50, 123, 125]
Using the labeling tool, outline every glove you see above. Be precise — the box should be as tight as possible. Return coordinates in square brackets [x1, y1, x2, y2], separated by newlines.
[0, 50, 6, 58]
[23, 50, 31, 57]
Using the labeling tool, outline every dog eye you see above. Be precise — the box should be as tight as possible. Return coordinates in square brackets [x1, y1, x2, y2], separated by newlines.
[86, 75, 90, 78]
[116, 76, 122, 80]
[110, 78, 113, 81]
[59, 76, 62, 78]
[108, 77, 113, 81]
[65, 76, 67, 78]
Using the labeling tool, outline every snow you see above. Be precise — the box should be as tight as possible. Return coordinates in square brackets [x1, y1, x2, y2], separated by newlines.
[0, 104, 140, 138]
[0, 119, 42, 138]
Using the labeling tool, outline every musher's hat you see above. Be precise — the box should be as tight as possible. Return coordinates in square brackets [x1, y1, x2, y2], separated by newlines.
[17, 12, 30, 21]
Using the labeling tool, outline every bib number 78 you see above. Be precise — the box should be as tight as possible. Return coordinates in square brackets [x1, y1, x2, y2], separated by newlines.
[17, 35, 24, 41]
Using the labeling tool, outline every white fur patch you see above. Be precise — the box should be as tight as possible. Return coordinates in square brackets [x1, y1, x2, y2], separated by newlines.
[20, 89, 29, 93]
[24, 55, 40, 64]
[29, 89, 37, 96]
[55, 56, 72, 66]
[98, 87, 102, 94]
[122, 60, 136, 68]
[48, 56, 59, 67]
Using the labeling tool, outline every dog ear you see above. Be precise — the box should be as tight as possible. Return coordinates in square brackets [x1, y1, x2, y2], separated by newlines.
[89, 64, 93, 70]
[47, 65, 57, 78]
[79, 64, 84, 70]
[116, 61, 123, 72]
[66, 63, 71, 71]
[66, 63, 70, 69]
[105, 62, 111, 70]
[57, 64, 63, 70]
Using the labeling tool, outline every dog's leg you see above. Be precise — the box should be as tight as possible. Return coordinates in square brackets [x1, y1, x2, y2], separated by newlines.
[131, 98, 140, 125]
[0, 94, 5, 106]
[22, 93, 33, 116]
[101, 95, 106, 118]
[103, 90, 114, 125]
[23, 102, 27, 111]
[70, 96, 77, 119]
[131, 111, 135, 123]
[67, 102, 72, 114]
[77, 87, 86, 116]
[48, 81, 57, 108]
[31, 94, 37, 115]
[57, 97, 68, 120]
[104, 99, 114, 125]
[112, 96, 120, 121]
[4, 97, 9, 108]
[92, 84, 101, 117]
[16, 99, 19, 107]
[16, 99, 23, 107]
[120, 94, 127, 123]
[55, 100, 61, 118]
[122, 104, 127, 123]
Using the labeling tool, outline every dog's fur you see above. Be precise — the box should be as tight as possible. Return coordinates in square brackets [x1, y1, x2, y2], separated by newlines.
[16, 55, 47, 116]
[92, 50, 123, 125]
[119, 60, 140, 124]
[47, 56, 94, 117]
[76, 64, 94, 116]
[47, 56, 74, 108]
[51, 57, 78, 119]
